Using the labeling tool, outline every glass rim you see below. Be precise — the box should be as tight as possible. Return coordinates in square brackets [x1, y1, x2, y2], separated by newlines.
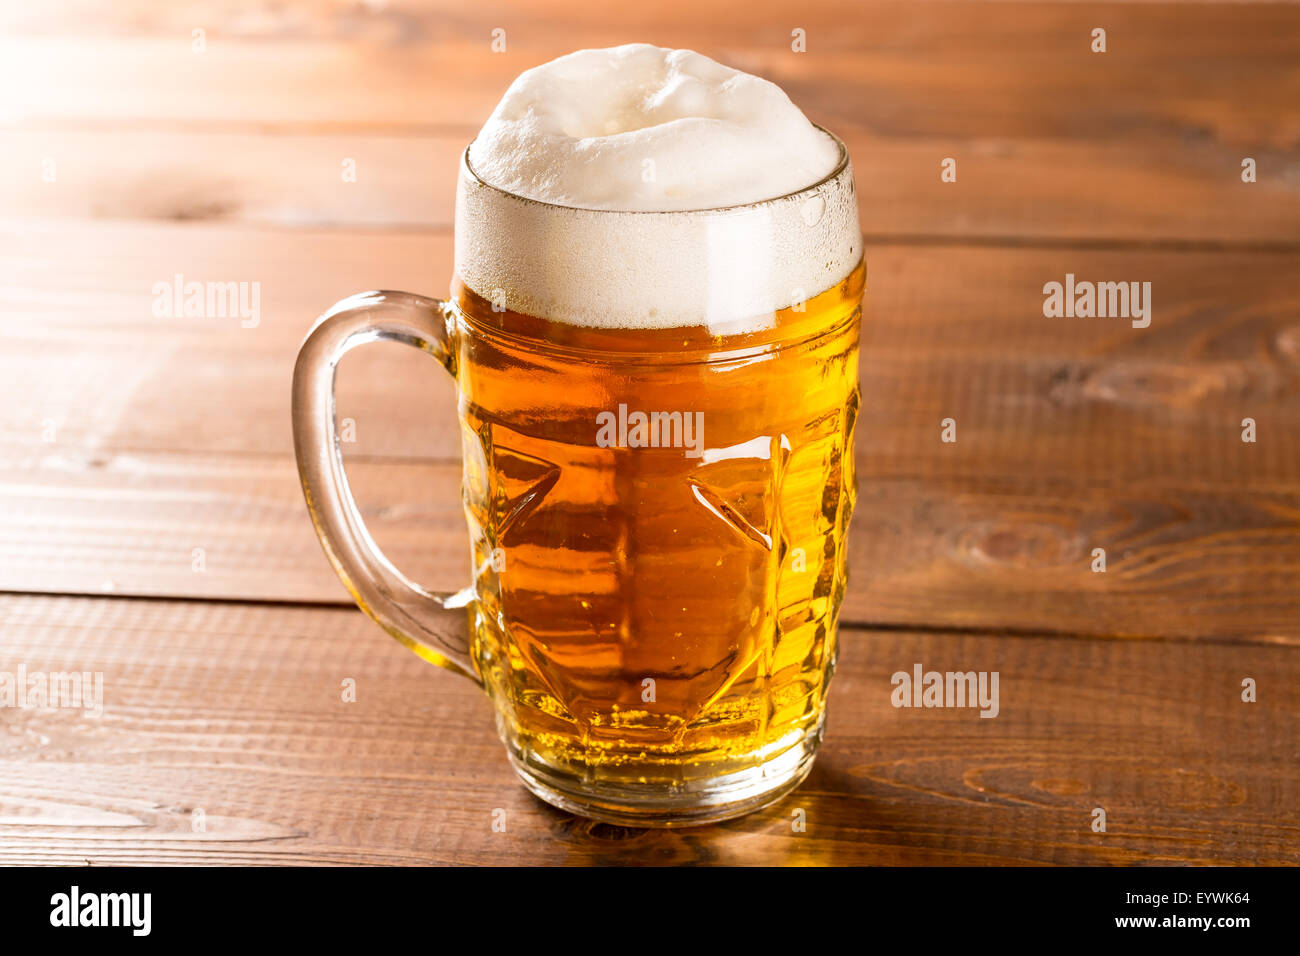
[460, 124, 851, 216]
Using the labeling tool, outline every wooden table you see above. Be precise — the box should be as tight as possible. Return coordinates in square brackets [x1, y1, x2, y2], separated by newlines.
[2, 0, 1298, 866]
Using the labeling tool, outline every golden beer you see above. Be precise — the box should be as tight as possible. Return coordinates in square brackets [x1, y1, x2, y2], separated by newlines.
[452, 263, 862, 798]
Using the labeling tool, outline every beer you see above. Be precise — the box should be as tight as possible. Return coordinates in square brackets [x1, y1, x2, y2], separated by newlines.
[448, 41, 864, 816]
[294, 44, 863, 824]
[454, 265, 862, 797]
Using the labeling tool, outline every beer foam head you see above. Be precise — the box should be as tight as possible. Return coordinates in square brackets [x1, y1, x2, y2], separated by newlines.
[468, 44, 842, 212]
[457, 45, 861, 331]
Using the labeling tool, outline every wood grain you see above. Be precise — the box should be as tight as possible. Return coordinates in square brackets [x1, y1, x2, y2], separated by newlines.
[6, 125, 1299, 244]
[0, 594, 1294, 865]
[2, 0, 1297, 864]
[5, 449, 1299, 642]
[9, 1, 1300, 135]
[4, 2, 1299, 242]
[5, 223, 1298, 475]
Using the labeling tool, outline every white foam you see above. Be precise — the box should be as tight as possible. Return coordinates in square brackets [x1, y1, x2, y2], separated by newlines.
[455, 45, 860, 330]
[468, 44, 841, 212]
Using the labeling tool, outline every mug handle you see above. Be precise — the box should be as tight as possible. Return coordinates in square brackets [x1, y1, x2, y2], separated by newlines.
[291, 290, 480, 684]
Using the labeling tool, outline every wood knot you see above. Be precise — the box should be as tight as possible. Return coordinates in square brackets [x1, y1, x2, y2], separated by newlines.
[1032, 776, 1089, 796]
[1276, 323, 1300, 365]
[1071, 359, 1256, 409]
[1050, 356, 1263, 408]
[958, 519, 1082, 569]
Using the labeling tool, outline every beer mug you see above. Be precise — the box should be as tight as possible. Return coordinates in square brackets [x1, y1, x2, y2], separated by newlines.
[292, 130, 862, 826]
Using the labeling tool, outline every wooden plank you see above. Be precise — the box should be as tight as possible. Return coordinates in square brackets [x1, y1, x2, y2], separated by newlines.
[12, 0, 1284, 45]
[0, 223, 458, 459]
[7, 125, 1298, 243]
[4, 450, 1299, 641]
[4, 223, 1298, 483]
[0, 451, 460, 606]
[4, 3, 1299, 242]
[0, 594, 1293, 865]
[8, 2, 1300, 133]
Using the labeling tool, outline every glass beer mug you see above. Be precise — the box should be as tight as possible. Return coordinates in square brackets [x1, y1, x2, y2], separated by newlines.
[292, 132, 862, 826]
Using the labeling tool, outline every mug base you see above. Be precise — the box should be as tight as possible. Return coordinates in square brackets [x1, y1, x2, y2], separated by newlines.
[505, 719, 823, 828]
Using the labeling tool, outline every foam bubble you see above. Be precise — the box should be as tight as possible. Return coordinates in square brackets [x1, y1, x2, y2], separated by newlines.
[456, 45, 860, 331]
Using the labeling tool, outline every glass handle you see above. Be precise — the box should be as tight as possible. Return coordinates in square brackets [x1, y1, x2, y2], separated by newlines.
[291, 290, 480, 684]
